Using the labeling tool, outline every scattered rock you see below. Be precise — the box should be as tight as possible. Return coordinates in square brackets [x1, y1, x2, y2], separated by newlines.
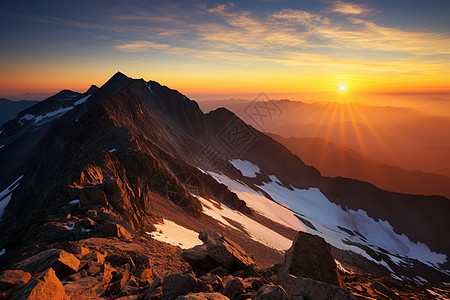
[176, 292, 230, 299]
[199, 273, 223, 292]
[186, 233, 259, 277]
[162, 272, 201, 299]
[223, 277, 245, 300]
[254, 284, 289, 300]
[56, 241, 90, 259]
[15, 249, 80, 278]
[182, 244, 219, 275]
[279, 231, 343, 287]
[11, 268, 68, 300]
[0, 270, 32, 289]
[107, 268, 131, 295]
[135, 268, 153, 284]
[85, 210, 98, 220]
[98, 211, 116, 221]
[103, 221, 133, 241]
[281, 274, 354, 300]
[64, 276, 106, 299]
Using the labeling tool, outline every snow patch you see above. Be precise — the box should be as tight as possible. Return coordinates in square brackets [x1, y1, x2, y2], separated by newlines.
[147, 82, 153, 93]
[198, 195, 292, 251]
[65, 222, 76, 231]
[335, 259, 353, 274]
[0, 249, 5, 256]
[0, 144, 4, 149]
[18, 114, 34, 125]
[148, 219, 202, 249]
[74, 95, 91, 106]
[229, 159, 260, 178]
[0, 175, 24, 221]
[207, 172, 304, 230]
[68, 199, 80, 206]
[34, 106, 74, 124]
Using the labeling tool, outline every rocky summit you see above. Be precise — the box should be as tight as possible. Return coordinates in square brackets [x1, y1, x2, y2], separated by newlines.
[0, 72, 449, 299]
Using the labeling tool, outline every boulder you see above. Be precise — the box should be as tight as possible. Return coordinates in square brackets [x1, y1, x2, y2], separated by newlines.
[56, 241, 90, 259]
[279, 231, 343, 287]
[200, 232, 259, 275]
[35, 223, 74, 244]
[223, 277, 245, 300]
[98, 211, 116, 221]
[162, 272, 201, 299]
[0, 270, 32, 289]
[182, 244, 219, 275]
[107, 269, 130, 295]
[135, 268, 153, 284]
[10, 268, 68, 300]
[176, 292, 230, 300]
[85, 210, 98, 220]
[64, 276, 106, 299]
[15, 249, 80, 278]
[103, 221, 133, 241]
[280, 275, 354, 300]
[199, 273, 223, 292]
[254, 284, 289, 300]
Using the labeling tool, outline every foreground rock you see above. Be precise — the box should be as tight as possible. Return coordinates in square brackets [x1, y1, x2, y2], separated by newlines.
[254, 284, 289, 300]
[15, 249, 80, 278]
[278, 231, 353, 299]
[282, 275, 354, 300]
[176, 292, 230, 299]
[279, 231, 343, 287]
[183, 232, 260, 277]
[0, 269, 32, 289]
[11, 268, 68, 300]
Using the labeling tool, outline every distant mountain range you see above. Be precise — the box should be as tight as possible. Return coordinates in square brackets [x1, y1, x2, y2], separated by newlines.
[0, 98, 39, 127]
[268, 133, 450, 198]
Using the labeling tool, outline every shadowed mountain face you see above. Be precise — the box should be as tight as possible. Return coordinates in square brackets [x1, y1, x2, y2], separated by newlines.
[268, 134, 450, 198]
[0, 73, 449, 288]
[0, 99, 39, 127]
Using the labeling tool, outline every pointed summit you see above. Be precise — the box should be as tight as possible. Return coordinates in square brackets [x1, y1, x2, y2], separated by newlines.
[85, 85, 99, 95]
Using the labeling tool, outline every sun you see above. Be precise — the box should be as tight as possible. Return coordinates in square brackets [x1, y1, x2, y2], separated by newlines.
[339, 84, 346, 92]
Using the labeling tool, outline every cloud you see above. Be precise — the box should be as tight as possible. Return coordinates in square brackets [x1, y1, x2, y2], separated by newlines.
[114, 41, 171, 52]
[272, 8, 326, 26]
[330, 1, 373, 15]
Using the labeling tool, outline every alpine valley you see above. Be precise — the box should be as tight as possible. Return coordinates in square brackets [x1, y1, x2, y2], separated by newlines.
[0, 72, 449, 299]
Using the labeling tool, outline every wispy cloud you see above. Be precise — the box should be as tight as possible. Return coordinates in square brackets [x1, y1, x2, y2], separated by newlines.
[330, 1, 373, 15]
[114, 41, 172, 52]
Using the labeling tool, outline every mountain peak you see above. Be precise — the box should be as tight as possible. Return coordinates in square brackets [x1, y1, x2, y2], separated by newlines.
[85, 85, 99, 95]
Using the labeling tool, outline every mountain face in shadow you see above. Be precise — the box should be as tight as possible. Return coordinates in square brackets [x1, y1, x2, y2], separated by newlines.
[0, 98, 39, 127]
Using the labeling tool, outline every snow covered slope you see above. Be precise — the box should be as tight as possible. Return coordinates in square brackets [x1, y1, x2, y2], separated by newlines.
[205, 162, 449, 282]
